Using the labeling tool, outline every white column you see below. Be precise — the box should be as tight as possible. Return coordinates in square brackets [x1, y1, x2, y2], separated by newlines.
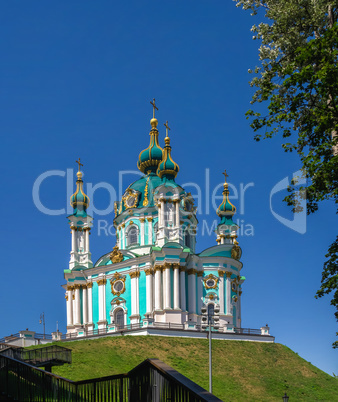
[187, 269, 196, 314]
[82, 285, 88, 324]
[173, 264, 180, 310]
[154, 266, 162, 310]
[158, 202, 162, 227]
[238, 289, 242, 326]
[140, 218, 145, 246]
[119, 226, 123, 249]
[130, 269, 140, 322]
[180, 267, 186, 311]
[226, 272, 232, 315]
[162, 265, 167, 309]
[145, 267, 154, 314]
[197, 272, 203, 313]
[218, 271, 225, 315]
[85, 228, 90, 252]
[147, 217, 153, 245]
[87, 283, 93, 325]
[74, 284, 81, 325]
[164, 263, 171, 310]
[121, 224, 126, 248]
[161, 200, 165, 227]
[175, 200, 180, 228]
[98, 278, 107, 323]
[71, 228, 77, 252]
[66, 287, 73, 327]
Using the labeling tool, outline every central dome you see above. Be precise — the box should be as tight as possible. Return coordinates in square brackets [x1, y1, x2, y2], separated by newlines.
[137, 118, 163, 174]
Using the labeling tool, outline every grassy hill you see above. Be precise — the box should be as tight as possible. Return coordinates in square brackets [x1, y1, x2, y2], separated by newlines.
[29, 336, 337, 401]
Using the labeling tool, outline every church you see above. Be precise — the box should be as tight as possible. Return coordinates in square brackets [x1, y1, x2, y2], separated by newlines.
[63, 101, 270, 340]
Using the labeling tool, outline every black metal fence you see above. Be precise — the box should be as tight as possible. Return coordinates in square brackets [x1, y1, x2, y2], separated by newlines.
[0, 355, 222, 401]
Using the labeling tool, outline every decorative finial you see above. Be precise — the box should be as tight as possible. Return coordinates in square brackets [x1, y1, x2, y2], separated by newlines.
[222, 169, 229, 192]
[75, 158, 83, 172]
[150, 98, 158, 119]
[164, 120, 171, 146]
[164, 120, 171, 137]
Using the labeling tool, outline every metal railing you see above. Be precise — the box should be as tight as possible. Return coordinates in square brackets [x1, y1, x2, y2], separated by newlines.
[0, 355, 222, 401]
[0, 345, 72, 366]
[234, 327, 262, 335]
[0, 324, 268, 345]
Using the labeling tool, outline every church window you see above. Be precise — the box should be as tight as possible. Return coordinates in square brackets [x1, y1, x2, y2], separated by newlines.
[185, 230, 191, 248]
[113, 280, 124, 293]
[164, 203, 175, 226]
[114, 308, 124, 328]
[126, 225, 139, 246]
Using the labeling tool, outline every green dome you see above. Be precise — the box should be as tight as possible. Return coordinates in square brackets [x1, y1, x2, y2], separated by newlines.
[137, 118, 164, 174]
[157, 135, 179, 180]
[70, 171, 90, 217]
[216, 172, 236, 218]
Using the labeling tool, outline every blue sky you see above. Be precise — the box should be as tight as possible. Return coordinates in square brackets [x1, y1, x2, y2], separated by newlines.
[1, 1, 337, 375]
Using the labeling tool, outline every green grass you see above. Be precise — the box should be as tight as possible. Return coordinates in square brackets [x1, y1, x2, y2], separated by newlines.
[27, 336, 338, 401]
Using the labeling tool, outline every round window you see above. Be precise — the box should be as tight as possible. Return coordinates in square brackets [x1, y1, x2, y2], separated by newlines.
[206, 279, 215, 288]
[126, 196, 136, 207]
[113, 280, 124, 292]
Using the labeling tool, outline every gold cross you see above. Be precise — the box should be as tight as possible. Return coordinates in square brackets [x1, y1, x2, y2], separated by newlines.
[223, 170, 229, 181]
[75, 158, 83, 172]
[164, 120, 171, 137]
[150, 98, 158, 119]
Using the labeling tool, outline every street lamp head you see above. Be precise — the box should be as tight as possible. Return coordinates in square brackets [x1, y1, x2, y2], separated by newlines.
[282, 392, 289, 402]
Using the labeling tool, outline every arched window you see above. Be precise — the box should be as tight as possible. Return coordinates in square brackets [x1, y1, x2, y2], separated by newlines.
[114, 308, 124, 329]
[126, 225, 139, 247]
[185, 230, 191, 248]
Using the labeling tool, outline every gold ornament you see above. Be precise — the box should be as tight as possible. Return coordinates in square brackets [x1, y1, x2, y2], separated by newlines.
[231, 240, 241, 260]
[110, 245, 124, 264]
[110, 272, 126, 296]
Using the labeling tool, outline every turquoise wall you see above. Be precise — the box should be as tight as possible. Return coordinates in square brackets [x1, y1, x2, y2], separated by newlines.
[92, 282, 98, 329]
[139, 271, 147, 318]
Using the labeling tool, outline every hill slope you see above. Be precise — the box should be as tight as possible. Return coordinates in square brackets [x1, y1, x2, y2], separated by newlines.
[33, 336, 337, 401]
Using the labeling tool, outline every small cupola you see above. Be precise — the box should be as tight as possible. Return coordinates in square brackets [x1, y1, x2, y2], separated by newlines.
[217, 170, 236, 220]
[70, 158, 90, 217]
[157, 120, 179, 180]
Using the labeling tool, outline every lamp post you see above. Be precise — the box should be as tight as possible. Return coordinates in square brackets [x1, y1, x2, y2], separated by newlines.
[39, 312, 45, 339]
[201, 303, 220, 393]
[282, 392, 289, 401]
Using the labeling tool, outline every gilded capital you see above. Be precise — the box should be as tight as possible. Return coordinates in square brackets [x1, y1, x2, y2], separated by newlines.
[197, 271, 203, 277]
[163, 262, 171, 270]
[122, 223, 126, 228]
[129, 271, 140, 279]
[67, 285, 74, 291]
[218, 270, 226, 277]
[139, 217, 146, 223]
[187, 268, 197, 275]
[154, 265, 163, 272]
[179, 266, 186, 273]
[172, 263, 180, 270]
[147, 217, 153, 222]
[74, 284, 81, 290]
[86, 282, 93, 289]
[226, 271, 232, 279]
[97, 278, 107, 286]
[145, 268, 154, 276]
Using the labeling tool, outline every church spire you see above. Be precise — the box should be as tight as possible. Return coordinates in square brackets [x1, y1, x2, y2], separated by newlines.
[216, 170, 236, 219]
[70, 158, 90, 217]
[157, 121, 179, 180]
[137, 99, 164, 174]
